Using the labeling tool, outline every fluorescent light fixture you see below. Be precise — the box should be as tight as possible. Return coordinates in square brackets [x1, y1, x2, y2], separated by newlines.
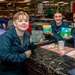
[0, 0, 5, 1]
[24, 0, 31, 2]
[60, 4, 64, 6]
[27, 3, 31, 5]
[7, 3, 12, 5]
[42, 1, 49, 3]
[50, 4, 54, 6]
[63, 2, 69, 4]
[58, 1, 64, 3]
[55, 4, 59, 6]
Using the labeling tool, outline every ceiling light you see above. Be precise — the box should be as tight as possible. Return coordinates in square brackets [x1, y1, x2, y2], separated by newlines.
[27, 3, 31, 5]
[63, 2, 69, 4]
[24, 0, 31, 2]
[0, 0, 5, 1]
[7, 3, 12, 5]
[42, 1, 49, 3]
[50, 4, 54, 6]
[58, 1, 64, 4]
[60, 4, 64, 6]
[55, 4, 59, 6]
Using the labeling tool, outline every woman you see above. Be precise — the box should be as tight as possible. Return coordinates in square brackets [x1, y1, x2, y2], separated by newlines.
[0, 11, 37, 75]
[71, 13, 75, 46]
[46, 12, 72, 46]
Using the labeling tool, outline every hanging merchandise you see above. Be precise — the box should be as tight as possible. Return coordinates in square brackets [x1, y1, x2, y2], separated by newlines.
[37, 3, 44, 14]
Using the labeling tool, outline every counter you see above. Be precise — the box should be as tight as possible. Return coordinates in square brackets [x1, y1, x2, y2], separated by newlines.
[25, 44, 75, 75]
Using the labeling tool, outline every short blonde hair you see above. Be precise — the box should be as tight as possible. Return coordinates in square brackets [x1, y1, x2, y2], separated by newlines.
[13, 11, 29, 21]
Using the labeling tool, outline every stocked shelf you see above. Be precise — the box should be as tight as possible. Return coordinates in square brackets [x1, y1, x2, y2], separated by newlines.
[0, 1, 37, 17]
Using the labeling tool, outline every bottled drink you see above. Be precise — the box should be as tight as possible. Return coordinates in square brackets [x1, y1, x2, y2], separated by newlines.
[2, 23, 6, 30]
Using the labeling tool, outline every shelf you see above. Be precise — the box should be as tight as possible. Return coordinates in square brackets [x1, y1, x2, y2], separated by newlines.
[0, 10, 15, 11]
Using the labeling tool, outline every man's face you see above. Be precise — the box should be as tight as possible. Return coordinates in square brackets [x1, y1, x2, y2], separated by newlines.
[9, 13, 13, 19]
[13, 15, 29, 32]
[73, 13, 75, 22]
[54, 13, 63, 25]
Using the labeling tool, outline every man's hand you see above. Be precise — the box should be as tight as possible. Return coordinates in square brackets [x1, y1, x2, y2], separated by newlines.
[33, 42, 40, 45]
[44, 32, 53, 36]
[25, 50, 32, 58]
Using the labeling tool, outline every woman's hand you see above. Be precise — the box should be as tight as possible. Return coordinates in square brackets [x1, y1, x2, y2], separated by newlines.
[63, 36, 72, 40]
[25, 50, 32, 58]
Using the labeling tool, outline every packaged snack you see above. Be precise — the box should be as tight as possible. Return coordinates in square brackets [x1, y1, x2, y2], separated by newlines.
[43, 25, 52, 33]
[60, 27, 71, 38]
[31, 30, 45, 42]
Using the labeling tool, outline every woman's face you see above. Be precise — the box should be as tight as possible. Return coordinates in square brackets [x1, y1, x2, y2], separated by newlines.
[54, 13, 63, 25]
[13, 15, 29, 32]
[73, 13, 75, 22]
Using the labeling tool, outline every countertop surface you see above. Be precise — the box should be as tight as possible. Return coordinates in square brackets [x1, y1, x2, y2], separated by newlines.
[25, 45, 75, 75]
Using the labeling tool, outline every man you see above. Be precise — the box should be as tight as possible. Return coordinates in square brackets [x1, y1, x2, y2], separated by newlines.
[0, 11, 37, 75]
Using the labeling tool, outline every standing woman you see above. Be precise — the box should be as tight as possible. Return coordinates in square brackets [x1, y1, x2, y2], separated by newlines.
[0, 11, 37, 75]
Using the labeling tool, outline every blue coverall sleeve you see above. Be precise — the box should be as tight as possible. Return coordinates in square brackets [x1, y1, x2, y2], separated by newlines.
[0, 35, 27, 63]
[28, 42, 37, 52]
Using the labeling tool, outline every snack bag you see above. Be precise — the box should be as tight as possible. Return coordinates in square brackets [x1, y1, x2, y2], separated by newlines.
[43, 25, 52, 33]
[60, 27, 71, 38]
